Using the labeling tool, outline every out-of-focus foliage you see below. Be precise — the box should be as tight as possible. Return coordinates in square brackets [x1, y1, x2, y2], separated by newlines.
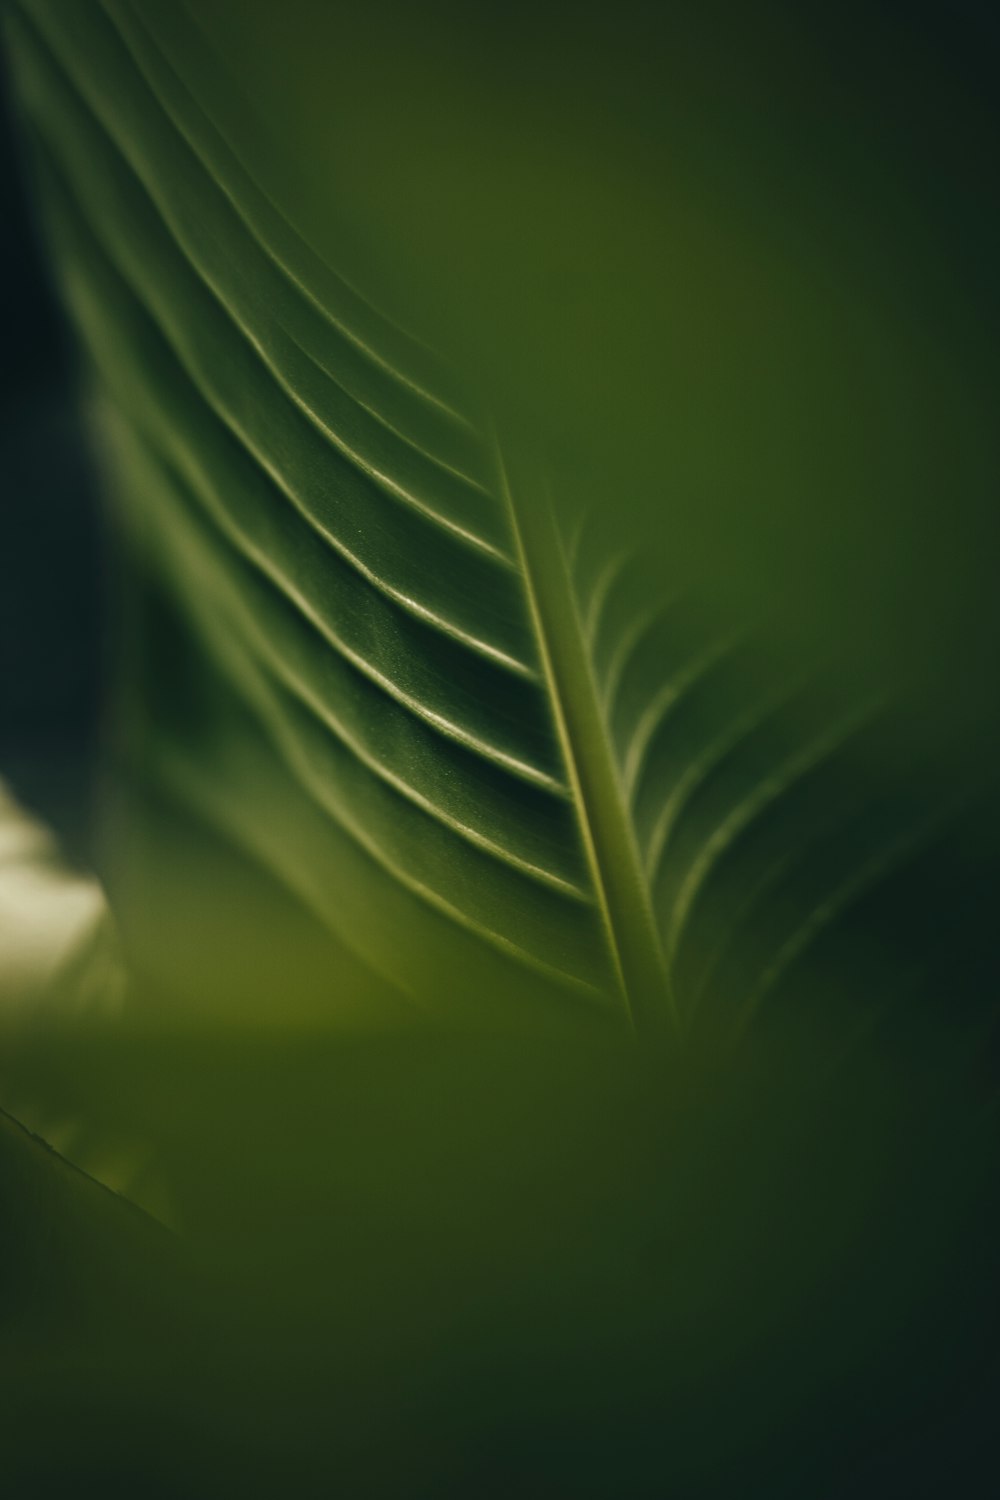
[0, 781, 122, 1014]
[3, 1025, 999, 1496]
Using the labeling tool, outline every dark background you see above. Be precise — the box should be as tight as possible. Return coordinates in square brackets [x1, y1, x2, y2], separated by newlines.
[0, 41, 102, 865]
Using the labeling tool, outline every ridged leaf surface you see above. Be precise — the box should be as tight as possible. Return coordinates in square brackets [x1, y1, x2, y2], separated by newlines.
[5, 0, 955, 1035]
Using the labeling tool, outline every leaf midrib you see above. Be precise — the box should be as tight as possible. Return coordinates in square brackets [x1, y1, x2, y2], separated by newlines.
[495, 440, 678, 1036]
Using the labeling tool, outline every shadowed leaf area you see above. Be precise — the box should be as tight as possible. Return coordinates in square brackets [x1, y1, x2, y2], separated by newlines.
[2, 1028, 1000, 1497]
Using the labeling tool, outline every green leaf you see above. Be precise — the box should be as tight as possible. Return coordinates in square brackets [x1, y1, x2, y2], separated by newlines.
[4, 0, 963, 1037]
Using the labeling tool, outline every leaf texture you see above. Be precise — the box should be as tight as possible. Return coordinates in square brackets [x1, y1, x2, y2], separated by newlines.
[5, 0, 960, 1037]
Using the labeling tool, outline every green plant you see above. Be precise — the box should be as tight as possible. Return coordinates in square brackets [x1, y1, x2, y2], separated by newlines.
[2, 2, 999, 1493]
[5, 0, 979, 1042]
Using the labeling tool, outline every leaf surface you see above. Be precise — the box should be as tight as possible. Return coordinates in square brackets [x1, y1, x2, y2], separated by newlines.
[5, 0, 959, 1035]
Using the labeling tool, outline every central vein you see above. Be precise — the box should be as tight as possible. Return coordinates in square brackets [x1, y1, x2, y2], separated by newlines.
[494, 436, 678, 1037]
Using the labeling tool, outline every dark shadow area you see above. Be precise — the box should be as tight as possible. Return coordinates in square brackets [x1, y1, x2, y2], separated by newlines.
[0, 46, 103, 864]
